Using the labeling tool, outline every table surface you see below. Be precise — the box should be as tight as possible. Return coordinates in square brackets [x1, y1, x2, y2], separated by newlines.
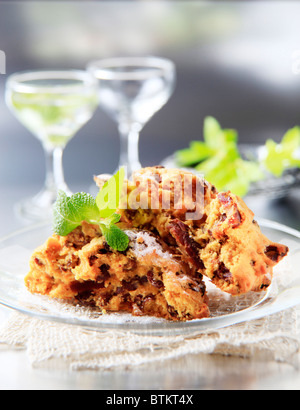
[1, 184, 300, 390]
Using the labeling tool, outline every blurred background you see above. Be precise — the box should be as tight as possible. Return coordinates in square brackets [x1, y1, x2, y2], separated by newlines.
[1, 0, 300, 200]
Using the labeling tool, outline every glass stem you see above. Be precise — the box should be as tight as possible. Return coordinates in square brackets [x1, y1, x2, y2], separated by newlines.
[118, 122, 142, 176]
[44, 145, 69, 195]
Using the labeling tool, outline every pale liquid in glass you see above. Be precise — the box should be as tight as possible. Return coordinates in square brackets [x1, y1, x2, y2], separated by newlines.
[7, 88, 97, 148]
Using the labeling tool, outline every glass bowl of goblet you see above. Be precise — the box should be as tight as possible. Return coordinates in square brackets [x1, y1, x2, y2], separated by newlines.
[5, 70, 98, 221]
[87, 56, 176, 177]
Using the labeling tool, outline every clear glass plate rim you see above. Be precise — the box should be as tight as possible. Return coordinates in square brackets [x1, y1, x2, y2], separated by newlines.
[0, 218, 299, 335]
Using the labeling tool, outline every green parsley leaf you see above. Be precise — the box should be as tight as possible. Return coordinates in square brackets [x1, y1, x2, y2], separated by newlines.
[176, 116, 264, 197]
[176, 117, 300, 196]
[203, 116, 237, 148]
[175, 141, 214, 167]
[263, 126, 300, 177]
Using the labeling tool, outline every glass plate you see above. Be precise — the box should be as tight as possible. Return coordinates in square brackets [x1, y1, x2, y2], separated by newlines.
[0, 219, 299, 336]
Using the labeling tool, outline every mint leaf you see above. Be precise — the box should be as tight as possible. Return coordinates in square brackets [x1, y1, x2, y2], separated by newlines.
[100, 223, 129, 252]
[103, 213, 122, 226]
[99, 212, 128, 251]
[96, 167, 125, 218]
[53, 190, 100, 236]
[52, 169, 129, 252]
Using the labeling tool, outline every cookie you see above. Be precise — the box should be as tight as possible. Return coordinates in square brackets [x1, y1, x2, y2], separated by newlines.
[25, 222, 209, 321]
[118, 167, 288, 295]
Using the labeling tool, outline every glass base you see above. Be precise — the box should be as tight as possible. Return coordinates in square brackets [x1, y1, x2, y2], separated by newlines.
[15, 186, 72, 222]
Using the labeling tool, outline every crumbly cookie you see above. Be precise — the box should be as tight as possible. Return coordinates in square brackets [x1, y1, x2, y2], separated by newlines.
[117, 166, 289, 295]
[26, 167, 288, 322]
[25, 222, 209, 321]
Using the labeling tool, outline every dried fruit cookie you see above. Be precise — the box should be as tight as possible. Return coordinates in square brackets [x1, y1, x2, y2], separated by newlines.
[114, 167, 289, 296]
[25, 222, 209, 321]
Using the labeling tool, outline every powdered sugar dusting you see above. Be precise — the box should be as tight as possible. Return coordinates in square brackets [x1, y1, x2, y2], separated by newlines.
[125, 229, 173, 261]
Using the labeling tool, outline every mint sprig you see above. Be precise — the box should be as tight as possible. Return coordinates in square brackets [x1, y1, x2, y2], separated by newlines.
[53, 190, 100, 236]
[52, 168, 129, 252]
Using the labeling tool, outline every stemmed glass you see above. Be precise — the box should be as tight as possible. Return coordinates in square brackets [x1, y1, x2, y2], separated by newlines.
[5, 70, 98, 221]
[87, 56, 176, 176]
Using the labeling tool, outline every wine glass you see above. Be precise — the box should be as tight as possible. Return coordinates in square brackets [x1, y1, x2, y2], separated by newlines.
[5, 70, 98, 221]
[87, 56, 176, 176]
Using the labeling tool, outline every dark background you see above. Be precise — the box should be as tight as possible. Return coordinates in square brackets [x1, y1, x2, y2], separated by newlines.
[1, 0, 300, 194]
